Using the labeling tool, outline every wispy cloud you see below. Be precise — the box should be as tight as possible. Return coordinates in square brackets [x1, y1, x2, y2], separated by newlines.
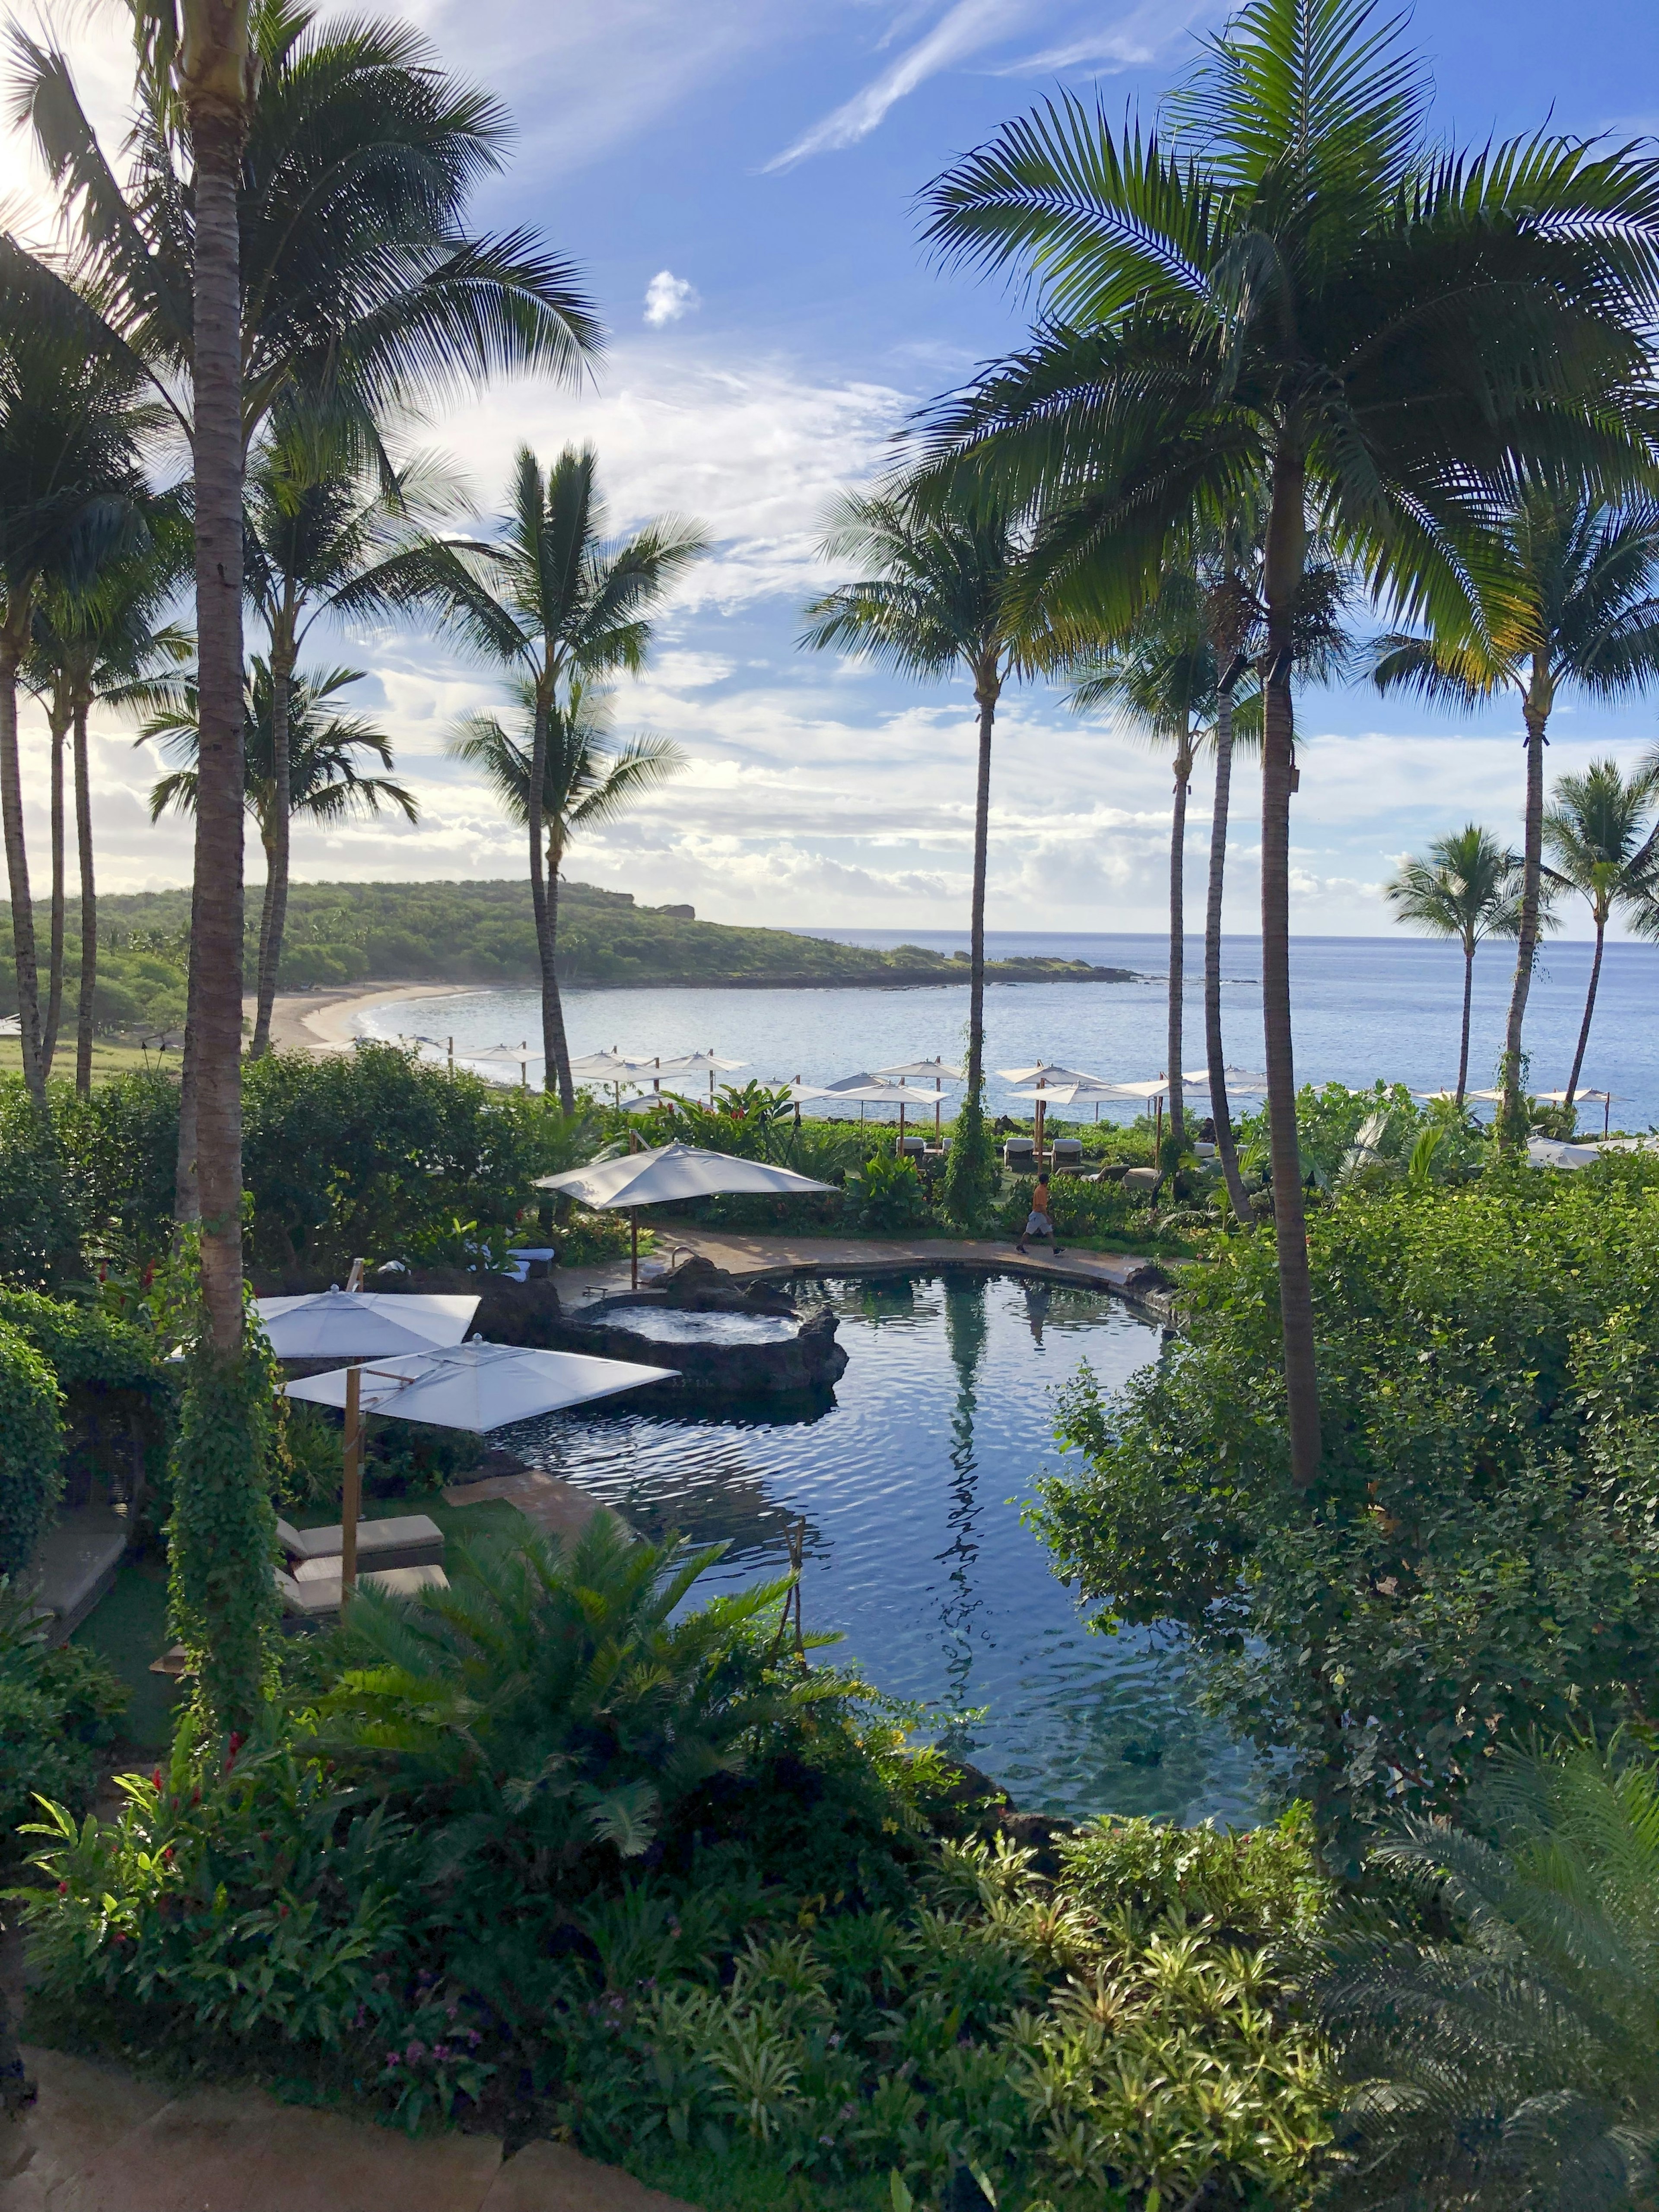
[998, 0, 1216, 76]
[766, 0, 1031, 172]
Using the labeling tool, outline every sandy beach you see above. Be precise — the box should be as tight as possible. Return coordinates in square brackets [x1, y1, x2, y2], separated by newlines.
[259, 981, 466, 1055]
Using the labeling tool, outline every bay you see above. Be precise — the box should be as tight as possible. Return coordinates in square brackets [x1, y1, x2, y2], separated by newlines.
[355, 929, 1659, 1130]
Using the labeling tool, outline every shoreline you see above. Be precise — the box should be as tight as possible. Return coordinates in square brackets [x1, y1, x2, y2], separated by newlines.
[262, 982, 474, 1055]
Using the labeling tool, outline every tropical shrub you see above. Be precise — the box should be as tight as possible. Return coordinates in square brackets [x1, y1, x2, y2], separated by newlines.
[240, 1044, 593, 1278]
[0, 1084, 86, 1287]
[0, 1583, 124, 1855]
[1035, 1157, 1659, 1862]
[0, 1322, 66, 1577]
[997, 1173, 1150, 1243]
[843, 1151, 928, 1234]
[1317, 1736, 1659, 2210]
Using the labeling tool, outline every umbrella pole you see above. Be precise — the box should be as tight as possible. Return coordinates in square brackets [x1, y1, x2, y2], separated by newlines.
[446, 1036, 453, 1076]
[341, 1362, 362, 1597]
[1036, 1095, 1046, 1163]
[631, 1208, 639, 1292]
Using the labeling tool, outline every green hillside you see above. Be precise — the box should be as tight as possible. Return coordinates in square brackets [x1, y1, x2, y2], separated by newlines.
[0, 878, 1140, 1035]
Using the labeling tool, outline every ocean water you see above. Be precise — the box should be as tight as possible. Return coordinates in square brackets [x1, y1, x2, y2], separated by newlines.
[356, 929, 1659, 1130]
[494, 1270, 1259, 1824]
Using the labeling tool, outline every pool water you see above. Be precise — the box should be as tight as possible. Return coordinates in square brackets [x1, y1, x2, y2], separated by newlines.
[499, 1271, 1261, 1825]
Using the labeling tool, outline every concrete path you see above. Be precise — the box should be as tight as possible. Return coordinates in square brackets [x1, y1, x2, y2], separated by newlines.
[7, 2044, 694, 2212]
[642, 1227, 1163, 1297]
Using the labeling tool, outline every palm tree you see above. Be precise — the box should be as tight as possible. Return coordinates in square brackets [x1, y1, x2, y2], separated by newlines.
[13, 0, 601, 1335]
[1384, 829, 1527, 1106]
[448, 679, 680, 1049]
[801, 485, 1076, 1220]
[914, 0, 1659, 1487]
[1316, 1736, 1659, 2211]
[0, 321, 149, 1106]
[242, 418, 457, 1056]
[143, 663, 419, 967]
[1541, 760, 1659, 1105]
[1374, 496, 1659, 1142]
[381, 446, 705, 1109]
[1071, 572, 1214, 1159]
[28, 531, 193, 1091]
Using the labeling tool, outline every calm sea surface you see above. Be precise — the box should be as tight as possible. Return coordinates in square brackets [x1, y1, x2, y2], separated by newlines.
[495, 1270, 1257, 1824]
[356, 930, 1659, 1129]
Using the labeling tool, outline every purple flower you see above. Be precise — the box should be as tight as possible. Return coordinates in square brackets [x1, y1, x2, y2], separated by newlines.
[431, 2044, 453, 2063]
[465, 2028, 482, 2047]
[405, 2040, 426, 2063]
[383, 2053, 400, 2069]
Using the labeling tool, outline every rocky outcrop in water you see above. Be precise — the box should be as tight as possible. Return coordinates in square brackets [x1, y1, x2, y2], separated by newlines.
[572, 1259, 848, 1397]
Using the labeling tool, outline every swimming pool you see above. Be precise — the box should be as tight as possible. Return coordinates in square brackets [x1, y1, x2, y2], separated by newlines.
[498, 1270, 1260, 1825]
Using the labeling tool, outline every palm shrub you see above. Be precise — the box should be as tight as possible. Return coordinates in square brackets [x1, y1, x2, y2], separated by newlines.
[1317, 1737, 1659, 2211]
[843, 1151, 928, 1234]
[318, 1517, 845, 1888]
[0, 1582, 124, 1856]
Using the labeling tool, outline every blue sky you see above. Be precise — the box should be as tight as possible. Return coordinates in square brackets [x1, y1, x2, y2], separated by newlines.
[11, 0, 1659, 933]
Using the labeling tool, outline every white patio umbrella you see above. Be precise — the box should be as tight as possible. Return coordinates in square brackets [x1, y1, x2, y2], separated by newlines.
[287, 1340, 676, 1431]
[653, 1049, 748, 1101]
[1526, 1135, 1605, 1170]
[254, 1287, 480, 1592]
[466, 1040, 538, 1090]
[255, 1289, 479, 1359]
[536, 1141, 837, 1288]
[873, 1057, 963, 1137]
[999, 1064, 1110, 1154]
[1181, 1066, 1268, 1092]
[1010, 1079, 1138, 1126]
[1535, 1088, 1619, 1135]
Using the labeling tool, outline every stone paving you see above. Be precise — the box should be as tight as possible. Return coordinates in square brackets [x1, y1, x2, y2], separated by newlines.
[6, 2046, 694, 2211]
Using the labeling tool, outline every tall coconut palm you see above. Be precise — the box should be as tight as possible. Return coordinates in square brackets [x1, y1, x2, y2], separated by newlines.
[242, 418, 457, 1055]
[801, 485, 1077, 1222]
[448, 679, 681, 1048]
[381, 446, 705, 1109]
[915, 0, 1659, 1487]
[0, 320, 150, 1106]
[1375, 496, 1659, 1141]
[1069, 572, 1215, 1159]
[143, 664, 418, 954]
[1384, 828, 1527, 1106]
[1541, 760, 1659, 1104]
[28, 528, 194, 1090]
[13, 0, 601, 1327]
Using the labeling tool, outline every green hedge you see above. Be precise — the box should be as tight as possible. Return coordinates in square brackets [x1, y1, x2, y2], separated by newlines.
[0, 1321, 66, 1577]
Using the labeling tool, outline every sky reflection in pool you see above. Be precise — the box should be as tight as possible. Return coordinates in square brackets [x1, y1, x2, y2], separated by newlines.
[499, 1271, 1261, 1824]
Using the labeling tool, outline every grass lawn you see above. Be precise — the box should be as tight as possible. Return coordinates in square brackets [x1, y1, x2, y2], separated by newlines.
[0, 1037, 168, 1086]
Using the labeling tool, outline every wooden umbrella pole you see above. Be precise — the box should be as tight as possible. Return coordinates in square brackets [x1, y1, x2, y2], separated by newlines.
[341, 1362, 362, 1596]
[631, 1208, 639, 1291]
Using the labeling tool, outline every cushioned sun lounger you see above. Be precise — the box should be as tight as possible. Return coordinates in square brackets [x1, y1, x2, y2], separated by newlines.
[275, 1513, 445, 1572]
[275, 1561, 449, 1619]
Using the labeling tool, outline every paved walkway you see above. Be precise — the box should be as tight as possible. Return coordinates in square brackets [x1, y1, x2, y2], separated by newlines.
[7, 2044, 693, 2211]
[619, 1227, 1166, 1298]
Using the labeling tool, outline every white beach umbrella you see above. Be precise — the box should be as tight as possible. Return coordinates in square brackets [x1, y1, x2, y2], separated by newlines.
[1181, 1066, 1268, 1092]
[1010, 1079, 1138, 1126]
[1534, 1087, 1620, 1135]
[537, 1141, 838, 1289]
[287, 1340, 675, 1431]
[998, 1062, 1103, 1087]
[822, 1071, 901, 1092]
[465, 1040, 538, 1089]
[653, 1050, 748, 1098]
[255, 1289, 479, 1360]
[873, 1057, 963, 1136]
[1526, 1135, 1605, 1170]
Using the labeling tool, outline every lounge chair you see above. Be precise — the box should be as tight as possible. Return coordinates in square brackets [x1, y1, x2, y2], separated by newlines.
[898, 1133, 925, 1159]
[276, 1561, 449, 1621]
[1003, 1136, 1036, 1170]
[276, 1514, 445, 1573]
[1051, 1138, 1085, 1173]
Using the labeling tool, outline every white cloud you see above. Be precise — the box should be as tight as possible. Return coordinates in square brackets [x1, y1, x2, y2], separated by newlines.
[643, 270, 699, 327]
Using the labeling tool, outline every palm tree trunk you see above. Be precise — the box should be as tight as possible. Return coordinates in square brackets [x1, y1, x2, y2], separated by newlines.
[252, 645, 292, 1058]
[1166, 744, 1190, 1152]
[73, 699, 95, 1095]
[525, 693, 568, 1106]
[0, 628, 46, 1107]
[544, 833, 573, 1107]
[42, 710, 67, 1078]
[1565, 915, 1605, 1106]
[1262, 448, 1320, 1491]
[1205, 682, 1252, 1222]
[187, 115, 249, 1351]
[966, 676, 998, 1097]
[1455, 938, 1475, 1107]
[1500, 692, 1548, 1146]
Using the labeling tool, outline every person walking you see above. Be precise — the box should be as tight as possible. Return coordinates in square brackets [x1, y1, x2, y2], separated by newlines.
[1016, 1170, 1064, 1256]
